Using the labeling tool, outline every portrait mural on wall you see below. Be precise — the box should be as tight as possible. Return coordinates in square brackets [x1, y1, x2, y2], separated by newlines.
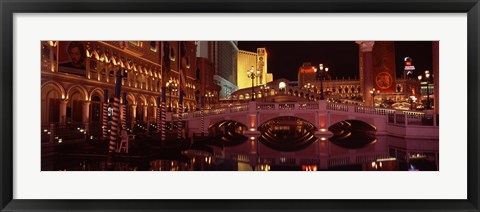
[372, 41, 396, 93]
[58, 41, 87, 76]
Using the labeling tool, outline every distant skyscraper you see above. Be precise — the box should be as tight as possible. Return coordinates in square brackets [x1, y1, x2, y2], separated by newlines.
[213, 41, 239, 99]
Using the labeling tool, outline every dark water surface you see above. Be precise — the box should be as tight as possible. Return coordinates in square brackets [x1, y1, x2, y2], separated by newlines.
[42, 120, 438, 171]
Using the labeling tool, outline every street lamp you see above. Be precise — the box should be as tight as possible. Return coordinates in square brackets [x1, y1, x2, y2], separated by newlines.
[417, 70, 432, 110]
[409, 96, 417, 110]
[205, 91, 214, 109]
[316, 64, 329, 100]
[369, 88, 380, 107]
[260, 84, 270, 102]
[303, 83, 314, 92]
[247, 66, 260, 101]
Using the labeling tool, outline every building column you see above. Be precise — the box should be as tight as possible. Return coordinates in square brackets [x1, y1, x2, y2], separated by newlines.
[59, 99, 67, 124]
[356, 41, 375, 106]
[153, 106, 158, 121]
[131, 104, 137, 129]
[86, 58, 91, 79]
[82, 101, 91, 123]
[143, 105, 148, 122]
[244, 101, 261, 139]
[49, 43, 56, 72]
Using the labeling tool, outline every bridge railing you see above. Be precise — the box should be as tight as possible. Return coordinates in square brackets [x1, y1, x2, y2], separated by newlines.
[386, 110, 436, 126]
[354, 106, 396, 116]
[172, 112, 190, 120]
[298, 103, 319, 110]
[278, 103, 296, 110]
[177, 101, 437, 126]
[326, 103, 349, 112]
[231, 104, 249, 112]
[256, 103, 276, 110]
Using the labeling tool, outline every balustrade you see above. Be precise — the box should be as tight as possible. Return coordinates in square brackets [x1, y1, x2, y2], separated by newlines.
[326, 103, 348, 112]
[231, 104, 249, 112]
[256, 103, 275, 110]
[328, 156, 350, 167]
[354, 106, 395, 115]
[355, 153, 389, 164]
[169, 101, 436, 127]
[278, 103, 295, 110]
[172, 113, 188, 120]
[298, 103, 319, 110]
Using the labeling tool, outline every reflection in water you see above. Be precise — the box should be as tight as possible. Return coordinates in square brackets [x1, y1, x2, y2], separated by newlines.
[328, 120, 377, 149]
[43, 118, 439, 171]
[257, 116, 317, 151]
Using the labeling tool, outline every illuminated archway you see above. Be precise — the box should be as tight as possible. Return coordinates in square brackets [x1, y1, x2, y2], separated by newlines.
[207, 120, 248, 146]
[328, 120, 377, 149]
[257, 116, 317, 151]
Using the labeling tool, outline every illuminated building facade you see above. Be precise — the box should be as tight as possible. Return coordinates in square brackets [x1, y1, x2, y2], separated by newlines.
[41, 41, 201, 131]
[237, 48, 273, 90]
[297, 62, 422, 108]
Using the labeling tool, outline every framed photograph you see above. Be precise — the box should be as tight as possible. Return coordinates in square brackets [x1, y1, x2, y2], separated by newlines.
[1, 0, 479, 211]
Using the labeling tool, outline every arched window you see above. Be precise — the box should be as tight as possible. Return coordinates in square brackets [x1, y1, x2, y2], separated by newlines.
[169, 47, 176, 61]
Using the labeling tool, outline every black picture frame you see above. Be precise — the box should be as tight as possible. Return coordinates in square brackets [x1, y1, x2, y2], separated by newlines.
[1, 0, 479, 211]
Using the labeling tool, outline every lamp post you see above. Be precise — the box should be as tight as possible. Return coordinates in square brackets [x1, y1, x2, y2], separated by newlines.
[247, 66, 260, 101]
[369, 88, 380, 107]
[260, 84, 269, 102]
[316, 64, 329, 100]
[303, 83, 314, 101]
[205, 91, 214, 109]
[409, 96, 417, 111]
[417, 70, 432, 110]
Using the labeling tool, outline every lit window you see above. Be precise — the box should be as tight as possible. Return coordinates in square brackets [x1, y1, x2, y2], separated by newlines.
[150, 41, 157, 52]
[169, 48, 176, 61]
[129, 41, 140, 46]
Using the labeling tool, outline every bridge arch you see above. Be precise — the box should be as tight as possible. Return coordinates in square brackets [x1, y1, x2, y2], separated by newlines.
[328, 119, 377, 149]
[257, 116, 318, 152]
[208, 120, 248, 146]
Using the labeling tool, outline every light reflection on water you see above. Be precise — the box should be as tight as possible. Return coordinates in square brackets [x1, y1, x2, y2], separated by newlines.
[45, 134, 438, 171]
[43, 119, 438, 171]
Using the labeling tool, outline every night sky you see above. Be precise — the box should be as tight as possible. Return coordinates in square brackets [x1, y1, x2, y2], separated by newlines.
[237, 41, 433, 81]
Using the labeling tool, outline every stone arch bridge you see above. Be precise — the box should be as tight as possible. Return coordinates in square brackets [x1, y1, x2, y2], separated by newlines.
[170, 101, 438, 140]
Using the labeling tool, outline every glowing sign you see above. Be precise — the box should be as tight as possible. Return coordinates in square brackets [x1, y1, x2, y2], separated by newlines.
[404, 57, 415, 70]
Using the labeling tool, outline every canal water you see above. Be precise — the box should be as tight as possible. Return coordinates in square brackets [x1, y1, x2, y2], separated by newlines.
[42, 119, 438, 171]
